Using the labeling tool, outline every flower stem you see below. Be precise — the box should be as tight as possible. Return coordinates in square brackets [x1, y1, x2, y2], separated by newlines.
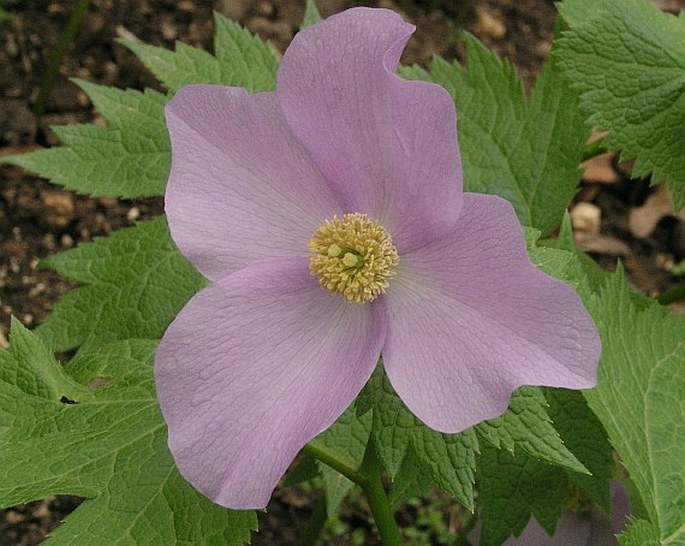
[358, 441, 403, 546]
[303, 440, 366, 484]
[303, 439, 403, 545]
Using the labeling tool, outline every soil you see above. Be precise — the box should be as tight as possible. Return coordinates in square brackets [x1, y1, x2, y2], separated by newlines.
[0, 1, 683, 545]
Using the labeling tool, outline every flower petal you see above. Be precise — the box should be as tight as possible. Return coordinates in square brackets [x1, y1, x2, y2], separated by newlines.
[165, 86, 342, 281]
[277, 8, 463, 253]
[383, 193, 600, 433]
[155, 259, 386, 509]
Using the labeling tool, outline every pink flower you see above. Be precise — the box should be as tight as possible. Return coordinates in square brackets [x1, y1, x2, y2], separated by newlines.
[156, 8, 600, 509]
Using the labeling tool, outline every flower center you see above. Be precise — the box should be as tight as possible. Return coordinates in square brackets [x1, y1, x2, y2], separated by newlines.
[308, 213, 399, 303]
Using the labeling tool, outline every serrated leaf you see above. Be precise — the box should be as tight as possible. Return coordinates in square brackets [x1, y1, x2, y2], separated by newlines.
[387, 445, 433, 509]
[618, 518, 661, 546]
[2, 85, 169, 198]
[0, 327, 256, 545]
[477, 445, 568, 545]
[369, 370, 413, 479]
[585, 271, 685, 545]
[2, 13, 280, 199]
[35, 216, 205, 352]
[411, 426, 479, 511]
[475, 387, 588, 474]
[362, 368, 477, 509]
[313, 406, 372, 516]
[557, 0, 685, 208]
[405, 35, 588, 236]
[0, 319, 91, 406]
[544, 388, 614, 511]
[122, 12, 278, 93]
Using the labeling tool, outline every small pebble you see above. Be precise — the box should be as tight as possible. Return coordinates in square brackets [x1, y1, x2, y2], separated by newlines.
[60, 234, 74, 248]
[127, 207, 140, 221]
[570, 202, 602, 235]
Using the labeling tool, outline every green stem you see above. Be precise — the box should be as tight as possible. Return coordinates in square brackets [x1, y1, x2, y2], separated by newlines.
[303, 441, 366, 484]
[303, 439, 403, 545]
[581, 137, 609, 162]
[357, 441, 403, 546]
[295, 494, 328, 546]
[34, 0, 91, 116]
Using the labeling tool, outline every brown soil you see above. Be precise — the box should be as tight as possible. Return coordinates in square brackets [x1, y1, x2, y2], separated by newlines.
[0, 1, 682, 545]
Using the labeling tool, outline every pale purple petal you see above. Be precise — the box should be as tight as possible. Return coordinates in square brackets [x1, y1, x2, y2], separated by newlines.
[277, 7, 462, 253]
[155, 259, 386, 509]
[165, 86, 342, 281]
[383, 193, 600, 433]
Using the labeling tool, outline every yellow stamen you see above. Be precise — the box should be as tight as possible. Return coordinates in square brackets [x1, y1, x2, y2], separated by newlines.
[308, 213, 399, 303]
[342, 252, 360, 268]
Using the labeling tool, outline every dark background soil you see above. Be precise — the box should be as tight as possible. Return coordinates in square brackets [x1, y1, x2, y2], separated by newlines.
[0, 0, 683, 544]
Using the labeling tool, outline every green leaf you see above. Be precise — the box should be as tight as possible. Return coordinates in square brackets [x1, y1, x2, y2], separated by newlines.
[475, 387, 588, 475]
[0, 319, 91, 406]
[541, 212, 609, 294]
[121, 12, 278, 93]
[35, 217, 205, 352]
[618, 518, 661, 546]
[544, 388, 614, 511]
[301, 0, 322, 29]
[411, 425, 479, 512]
[363, 368, 477, 509]
[557, 0, 685, 208]
[404, 34, 589, 236]
[314, 406, 372, 517]
[369, 369, 413, 479]
[477, 445, 568, 545]
[2, 84, 169, 198]
[387, 445, 433, 509]
[366, 370, 588, 512]
[0, 326, 256, 545]
[585, 271, 685, 545]
[2, 12, 279, 199]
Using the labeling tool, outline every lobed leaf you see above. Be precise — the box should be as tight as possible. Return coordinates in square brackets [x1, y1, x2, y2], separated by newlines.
[585, 271, 685, 545]
[36, 217, 205, 352]
[2, 85, 169, 198]
[0, 325, 256, 545]
[475, 387, 588, 475]
[121, 12, 278, 93]
[404, 34, 589, 236]
[477, 445, 568, 545]
[544, 388, 614, 511]
[2, 11, 279, 199]
[557, 0, 685, 208]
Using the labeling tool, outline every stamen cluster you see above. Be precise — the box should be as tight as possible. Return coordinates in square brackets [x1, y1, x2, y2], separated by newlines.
[308, 213, 399, 303]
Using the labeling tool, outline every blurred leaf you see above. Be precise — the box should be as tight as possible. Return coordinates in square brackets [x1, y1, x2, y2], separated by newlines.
[301, 0, 322, 29]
